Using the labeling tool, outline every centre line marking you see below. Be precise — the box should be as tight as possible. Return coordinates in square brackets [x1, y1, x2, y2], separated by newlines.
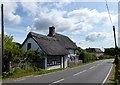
[52, 79, 64, 84]
[73, 70, 87, 76]
[97, 64, 100, 66]
[89, 66, 95, 69]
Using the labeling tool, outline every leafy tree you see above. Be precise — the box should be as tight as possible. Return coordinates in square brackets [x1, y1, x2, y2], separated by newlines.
[104, 48, 115, 56]
[3, 35, 23, 72]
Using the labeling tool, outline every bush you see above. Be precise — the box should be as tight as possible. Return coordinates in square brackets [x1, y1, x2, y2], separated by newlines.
[83, 52, 96, 63]
[100, 55, 114, 59]
[77, 49, 96, 63]
[25, 50, 44, 68]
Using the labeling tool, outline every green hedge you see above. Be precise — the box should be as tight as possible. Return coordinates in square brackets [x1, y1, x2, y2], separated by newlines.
[83, 52, 96, 63]
[100, 55, 114, 59]
[77, 49, 96, 63]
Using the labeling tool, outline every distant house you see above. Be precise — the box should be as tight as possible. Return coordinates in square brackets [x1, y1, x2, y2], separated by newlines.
[86, 48, 103, 58]
[21, 26, 78, 70]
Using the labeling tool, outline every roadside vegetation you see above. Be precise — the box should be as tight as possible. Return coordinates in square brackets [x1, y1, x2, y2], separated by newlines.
[104, 48, 120, 85]
[3, 60, 96, 79]
[107, 64, 115, 85]
[76, 48, 96, 63]
[3, 67, 64, 79]
[107, 65, 120, 85]
[118, 70, 120, 84]
[2, 35, 45, 79]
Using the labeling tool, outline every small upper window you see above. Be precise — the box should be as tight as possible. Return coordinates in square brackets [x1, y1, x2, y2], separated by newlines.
[27, 43, 31, 50]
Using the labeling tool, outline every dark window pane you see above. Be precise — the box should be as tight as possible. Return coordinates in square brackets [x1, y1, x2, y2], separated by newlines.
[27, 43, 31, 50]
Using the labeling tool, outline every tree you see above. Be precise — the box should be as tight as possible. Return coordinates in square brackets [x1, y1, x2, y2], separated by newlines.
[104, 48, 115, 56]
[3, 35, 23, 72]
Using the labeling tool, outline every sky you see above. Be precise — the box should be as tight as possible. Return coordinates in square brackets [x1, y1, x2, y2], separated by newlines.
[0, 0, 119, 49]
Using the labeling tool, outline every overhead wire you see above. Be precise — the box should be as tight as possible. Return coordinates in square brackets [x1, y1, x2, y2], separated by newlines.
[104, 0, 114, 26]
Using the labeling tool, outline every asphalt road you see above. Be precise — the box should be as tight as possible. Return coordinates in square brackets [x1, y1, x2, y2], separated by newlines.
[3, 59, 114, 85]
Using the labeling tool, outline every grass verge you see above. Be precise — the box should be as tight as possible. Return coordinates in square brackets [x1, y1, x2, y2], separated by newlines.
[118, 70, 120, 84]
[107, 64, 120, 85]
[67, 61, 96, 68]
[107, 64, 115, 85]
[3, 61, 96, 80]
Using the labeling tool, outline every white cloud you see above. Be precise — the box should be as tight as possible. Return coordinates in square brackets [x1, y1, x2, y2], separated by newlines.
[27, 5, 117, 35]
[31, 9, 67, 31]
[3, 2, 21, 24]
[68, 8, 117, 26]
[20, 2, 38, 16]
[85, 32, 111, 42]
[30, 8, 94, 33]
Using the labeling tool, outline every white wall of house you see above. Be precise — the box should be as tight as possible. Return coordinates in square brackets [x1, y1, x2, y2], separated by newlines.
[47, 65, 61, 70]
[21, 37, 42, 52]
[61, 56, 63, 68]
[69, 49, 75, 54]
[64, 55, 68, 68]
[45, 55, 47, 69]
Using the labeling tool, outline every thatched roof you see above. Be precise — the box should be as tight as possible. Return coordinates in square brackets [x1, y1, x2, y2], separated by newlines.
[24, 32, 77, 56]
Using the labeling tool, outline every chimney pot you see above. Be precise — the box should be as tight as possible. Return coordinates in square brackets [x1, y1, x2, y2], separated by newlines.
[48, 26, 55, 36]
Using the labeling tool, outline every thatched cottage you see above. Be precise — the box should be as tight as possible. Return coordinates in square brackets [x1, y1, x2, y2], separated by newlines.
[21, 26, 78, 70]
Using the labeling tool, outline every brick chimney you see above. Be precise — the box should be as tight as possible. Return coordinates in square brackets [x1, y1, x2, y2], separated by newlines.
[48, 26, 55, 36]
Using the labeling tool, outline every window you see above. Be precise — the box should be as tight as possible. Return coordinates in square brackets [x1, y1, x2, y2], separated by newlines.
[47, 56, 61, 66]
[27, 43, 31, 50]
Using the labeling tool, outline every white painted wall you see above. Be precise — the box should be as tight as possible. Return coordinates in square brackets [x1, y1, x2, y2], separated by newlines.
[47, 65, 61, 70]
[64, 55, 68, 68]
[21, 38, 42, 52]
[69, 49, 75, 54]
[45, 55, 47, 69]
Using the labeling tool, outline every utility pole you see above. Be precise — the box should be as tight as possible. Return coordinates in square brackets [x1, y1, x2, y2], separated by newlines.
[1, 4, 4, 73]
[113, 26, 118, 64]
[113, 26, 119, 84]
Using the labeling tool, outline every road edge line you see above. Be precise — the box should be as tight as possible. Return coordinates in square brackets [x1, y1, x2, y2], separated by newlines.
[101, 64, 113, 85]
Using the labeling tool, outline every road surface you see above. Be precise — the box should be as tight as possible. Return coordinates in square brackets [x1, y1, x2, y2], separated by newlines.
[3, 59, 114, 85]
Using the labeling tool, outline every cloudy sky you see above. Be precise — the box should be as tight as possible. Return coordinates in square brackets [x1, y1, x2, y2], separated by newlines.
[0, 0, 119, 49]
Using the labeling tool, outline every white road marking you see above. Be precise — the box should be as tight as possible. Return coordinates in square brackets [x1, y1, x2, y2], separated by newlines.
[73, 70, 87, 76]
[14, 78, 26, 82]
[97, 64, 100, 66]
[52, 79, 64, 84]
[89, 66, 95, 69]
[101, 64, 113, 85]
[34, 75, 41, 77]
